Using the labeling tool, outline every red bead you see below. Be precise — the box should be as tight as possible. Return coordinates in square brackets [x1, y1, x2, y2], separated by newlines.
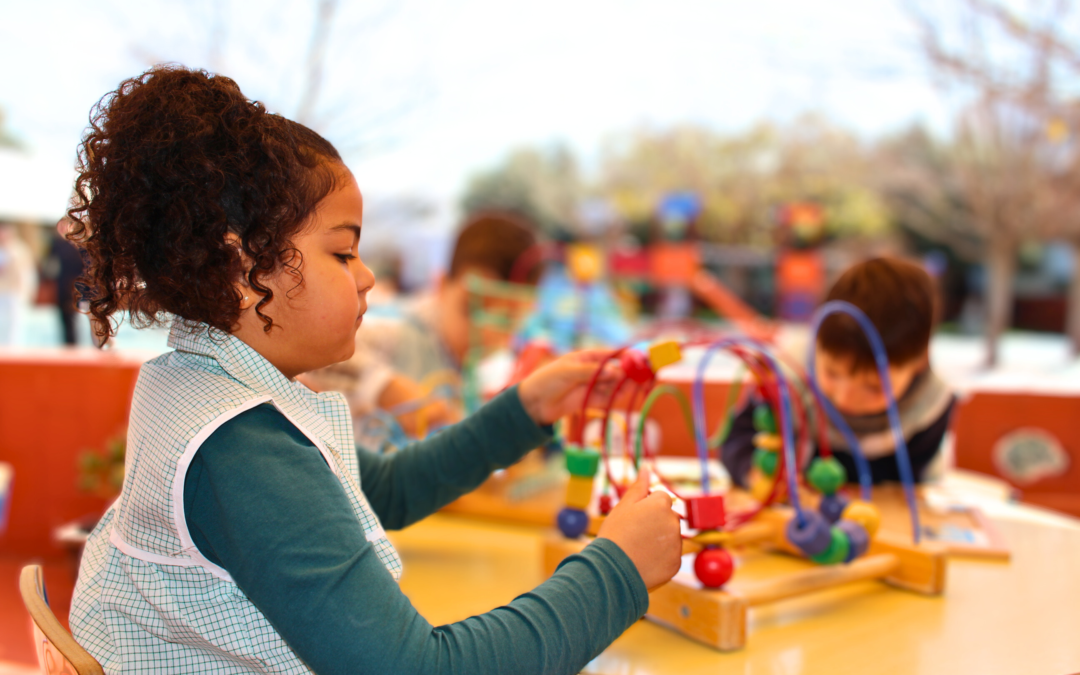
[598, 494, 613, 515]
[685, 494, 726, 530]
[694, 547, 734, 588]
[619, 350, 654, 384]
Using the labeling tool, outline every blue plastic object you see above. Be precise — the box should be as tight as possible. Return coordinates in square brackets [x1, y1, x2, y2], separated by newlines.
[837, 520, 870, 562]
[818, 493, 850, 524]
[785, 511, 832, 557]
[557, 507, 590, 539]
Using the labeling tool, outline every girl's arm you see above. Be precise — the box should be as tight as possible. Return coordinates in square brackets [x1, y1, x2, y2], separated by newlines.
[357, 385, 550, 529]
[185, 404, 647, 675]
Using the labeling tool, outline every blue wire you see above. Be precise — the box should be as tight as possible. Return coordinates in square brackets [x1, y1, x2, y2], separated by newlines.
[807, 300, 922, 544]
[692, 337, 805, 523]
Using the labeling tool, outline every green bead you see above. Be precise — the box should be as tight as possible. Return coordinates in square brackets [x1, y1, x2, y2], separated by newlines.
[753, 448, 779, 477]
[807, 457, 846, 496]
[564, 446, 601, 477]
[752, 405, 777, 434]
[809, 526, 850, 565]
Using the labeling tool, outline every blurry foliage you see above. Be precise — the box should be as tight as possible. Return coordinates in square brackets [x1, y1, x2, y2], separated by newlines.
[78, 432, 126, 500]
[460, 145, 583, 238]
[462, 116, 899, 247]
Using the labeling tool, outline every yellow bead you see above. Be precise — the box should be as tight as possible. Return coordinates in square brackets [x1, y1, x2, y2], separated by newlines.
[753, 432, 782, 452]
[691, 530, 732, 546]
[647, 340, 682, 371]
[565, 475, 595, 510]
[749, 470, 775, 503]
[842, 500, 881, 538]
[567, 244, 603, 283]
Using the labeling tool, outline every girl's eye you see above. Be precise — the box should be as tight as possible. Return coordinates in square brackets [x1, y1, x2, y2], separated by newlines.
[335, 253, 357, 263]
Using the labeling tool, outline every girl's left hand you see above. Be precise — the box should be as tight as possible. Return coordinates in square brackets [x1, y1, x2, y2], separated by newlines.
[517, 349, 624, 426]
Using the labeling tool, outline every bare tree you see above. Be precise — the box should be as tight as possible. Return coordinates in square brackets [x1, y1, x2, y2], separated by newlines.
[907, 0, 1080, 363]
[113, 0, 434, 160]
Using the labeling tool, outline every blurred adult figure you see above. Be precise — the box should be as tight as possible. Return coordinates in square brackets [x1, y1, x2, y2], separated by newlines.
[48, 218, 87, 345]
[0, 222, 37, 345]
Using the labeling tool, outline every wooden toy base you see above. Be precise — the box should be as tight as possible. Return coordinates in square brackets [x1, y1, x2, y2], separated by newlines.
[543, 507, 948, 651]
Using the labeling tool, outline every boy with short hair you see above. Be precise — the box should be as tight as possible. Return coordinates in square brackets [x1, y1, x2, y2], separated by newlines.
[722, 257, 956, 486]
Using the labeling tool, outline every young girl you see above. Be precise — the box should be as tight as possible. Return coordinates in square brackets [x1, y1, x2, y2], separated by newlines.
[67, 65, 682, 675]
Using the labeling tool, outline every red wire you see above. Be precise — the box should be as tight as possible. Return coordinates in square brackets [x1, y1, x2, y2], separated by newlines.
[599, 374, 631, 497]
[574, 347, 626, 445]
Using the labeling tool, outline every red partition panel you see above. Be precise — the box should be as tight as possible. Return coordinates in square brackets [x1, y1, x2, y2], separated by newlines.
[952, 390, 1080, 517]
[0, 350, 145, 558]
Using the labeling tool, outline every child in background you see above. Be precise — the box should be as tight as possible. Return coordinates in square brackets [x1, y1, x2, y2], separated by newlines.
[722, 257, 956, 486]
[68, 66, 682, 675]
[302, 211, 540, 433]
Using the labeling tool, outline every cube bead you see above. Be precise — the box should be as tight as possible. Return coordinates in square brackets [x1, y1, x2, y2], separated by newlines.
[685, 494, 727, 530]
[647, 340, 682, 371]
[565, 475, 595, 509]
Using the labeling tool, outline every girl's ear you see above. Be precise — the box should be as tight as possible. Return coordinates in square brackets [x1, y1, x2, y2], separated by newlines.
[225, 232, 258, 311]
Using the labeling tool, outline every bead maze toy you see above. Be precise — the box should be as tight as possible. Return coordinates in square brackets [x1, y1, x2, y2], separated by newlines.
[546, 301, 948, 651]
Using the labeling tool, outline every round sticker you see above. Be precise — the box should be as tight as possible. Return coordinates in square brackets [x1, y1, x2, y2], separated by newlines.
[992, 428, 1070, 486]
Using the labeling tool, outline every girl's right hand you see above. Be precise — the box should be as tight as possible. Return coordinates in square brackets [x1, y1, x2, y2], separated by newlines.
[596, 467, 682, 591]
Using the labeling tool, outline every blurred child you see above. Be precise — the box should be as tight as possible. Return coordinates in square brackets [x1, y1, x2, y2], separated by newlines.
[722, 257, 956, 486]
[0, 223, 37, 345]
[68, 66, 681, 675]
[303, 211, 539, 431]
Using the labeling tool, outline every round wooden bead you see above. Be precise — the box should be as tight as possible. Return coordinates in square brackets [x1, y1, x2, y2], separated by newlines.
[752, 448, 779, 477]
[749, 470, 774, 503]
[752, 432, 783, 451]
[818, 493, 849, 524]
[809, 526, 850, 565]
[785, 511, 832, 557]
[837, 520, 870, 562]
[807, 457, 846, 496]
[598, 494, 613, 515]
[842, 500, 881, 538]
[693, 547, 734, 588]
[557, 507, 590, 538]
[752, 405, 777, 434]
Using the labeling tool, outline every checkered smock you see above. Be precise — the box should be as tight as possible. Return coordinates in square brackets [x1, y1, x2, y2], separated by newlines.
[70, 322, 402, 673]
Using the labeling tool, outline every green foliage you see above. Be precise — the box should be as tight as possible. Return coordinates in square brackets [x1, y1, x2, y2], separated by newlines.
[78, 432, 126, 499]
[460, 145, 583, 238]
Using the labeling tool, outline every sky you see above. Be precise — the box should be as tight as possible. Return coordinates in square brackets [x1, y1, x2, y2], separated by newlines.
[0, 0, 951, 220]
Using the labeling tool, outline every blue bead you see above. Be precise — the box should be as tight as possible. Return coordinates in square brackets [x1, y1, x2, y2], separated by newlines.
[837, 520, 870, 562]
[557, 507, 590, 538]
[785, 511, 832, 557]
[819, 493, 850, 524]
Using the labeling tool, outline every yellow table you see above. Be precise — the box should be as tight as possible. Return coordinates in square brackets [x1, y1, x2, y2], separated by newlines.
[388, 507, 1080, 675]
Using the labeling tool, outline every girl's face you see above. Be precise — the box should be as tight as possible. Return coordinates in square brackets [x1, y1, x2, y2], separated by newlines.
[236, 167, 374, 379]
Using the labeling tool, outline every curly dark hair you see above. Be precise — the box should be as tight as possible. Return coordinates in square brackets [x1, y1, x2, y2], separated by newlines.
[67, 64, 343, 342]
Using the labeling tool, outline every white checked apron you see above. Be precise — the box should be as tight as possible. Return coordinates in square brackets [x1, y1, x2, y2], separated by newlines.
[71, 322, 401, 673]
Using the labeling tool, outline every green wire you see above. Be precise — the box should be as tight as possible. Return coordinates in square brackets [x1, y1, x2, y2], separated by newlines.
[634, 385, 695, 468]
[631, 367, 747, 471]
[708, 367, 746, 449]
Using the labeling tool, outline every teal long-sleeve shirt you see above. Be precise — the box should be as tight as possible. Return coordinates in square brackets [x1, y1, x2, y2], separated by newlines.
[183, 387, 649, 675]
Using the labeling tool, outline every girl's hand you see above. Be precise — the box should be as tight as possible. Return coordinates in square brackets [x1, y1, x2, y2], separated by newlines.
[517, 349, 623, 426]
[596, 467, 682, 590]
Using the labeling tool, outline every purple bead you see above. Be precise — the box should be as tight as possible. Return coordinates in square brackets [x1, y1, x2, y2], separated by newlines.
[557, 507, 590, 538]
[837, 520, 870, 562]
[785, 511, 832, 557]
[819, 493, 850, 524]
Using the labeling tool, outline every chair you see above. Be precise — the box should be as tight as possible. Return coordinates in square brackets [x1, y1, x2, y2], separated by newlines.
[18, 565, 104, 675]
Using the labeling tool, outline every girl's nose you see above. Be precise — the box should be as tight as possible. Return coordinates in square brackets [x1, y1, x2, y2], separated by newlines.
[356, 259, 375, 294]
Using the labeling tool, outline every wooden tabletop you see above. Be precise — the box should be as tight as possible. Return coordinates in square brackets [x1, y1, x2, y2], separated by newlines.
[388, 504, 1080, 675]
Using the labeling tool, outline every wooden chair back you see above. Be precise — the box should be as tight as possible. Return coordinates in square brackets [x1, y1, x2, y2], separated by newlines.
[18, 565, 104, 675]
